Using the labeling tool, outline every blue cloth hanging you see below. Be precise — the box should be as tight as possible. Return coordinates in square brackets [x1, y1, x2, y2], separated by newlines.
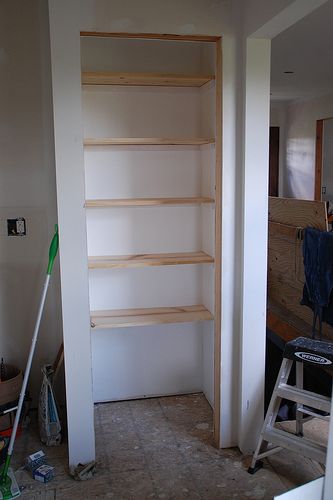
[301, 227, 333, 339]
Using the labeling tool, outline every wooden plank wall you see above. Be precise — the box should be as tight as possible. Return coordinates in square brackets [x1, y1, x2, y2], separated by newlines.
[268, 197, 333, 339]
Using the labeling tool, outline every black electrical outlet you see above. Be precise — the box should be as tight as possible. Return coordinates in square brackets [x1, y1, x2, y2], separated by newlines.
[7, 218, 26, 236]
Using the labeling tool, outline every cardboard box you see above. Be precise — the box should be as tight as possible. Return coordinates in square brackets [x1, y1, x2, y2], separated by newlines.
[33, 464, 54, 483]
[26, 450, 46, 472]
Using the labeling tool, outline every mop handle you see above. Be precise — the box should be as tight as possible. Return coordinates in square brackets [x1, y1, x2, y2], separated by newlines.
[2, 226, 59, 478]
[47, 224, 59, 276]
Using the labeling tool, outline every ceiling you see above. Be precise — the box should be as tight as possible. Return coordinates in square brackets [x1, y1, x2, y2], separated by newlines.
[270, 0, 333, 102]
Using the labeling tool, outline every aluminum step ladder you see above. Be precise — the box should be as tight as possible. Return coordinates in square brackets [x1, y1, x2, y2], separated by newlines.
[248, 336, 333, 474]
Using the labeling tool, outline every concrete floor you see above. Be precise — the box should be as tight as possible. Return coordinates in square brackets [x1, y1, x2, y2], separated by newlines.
[11, 393, 325, 499]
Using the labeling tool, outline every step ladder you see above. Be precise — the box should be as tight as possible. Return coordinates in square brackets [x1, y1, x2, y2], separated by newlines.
[248, 336, 333, 474]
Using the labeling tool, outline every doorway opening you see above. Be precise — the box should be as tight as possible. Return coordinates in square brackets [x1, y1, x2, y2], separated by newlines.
[315, 117, 333, 202]
[269, 126, 280, 197]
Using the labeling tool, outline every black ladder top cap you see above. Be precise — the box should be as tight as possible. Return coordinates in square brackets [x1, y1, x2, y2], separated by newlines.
[283, 336, 333, 369]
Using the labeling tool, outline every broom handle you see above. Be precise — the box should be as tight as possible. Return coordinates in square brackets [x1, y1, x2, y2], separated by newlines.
[10, 277, 51, 450]
[1, 226, 58, 481]
[1, 276, 50, 481]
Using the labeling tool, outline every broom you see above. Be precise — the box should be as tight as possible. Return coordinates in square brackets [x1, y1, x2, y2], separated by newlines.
[0, 225, 59, 500]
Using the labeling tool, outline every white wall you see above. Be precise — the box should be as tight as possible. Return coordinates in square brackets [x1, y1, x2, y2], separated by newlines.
[244, 0, 295, 36]
[323, 389, 333, 498]
[238, 38, 271, 453]
[283, 92, 333, 199]
[79, 0, 231, 34]
[0, 0, 62, 404]
[81, 37, 207, 73]
[244, 0, 328, 38]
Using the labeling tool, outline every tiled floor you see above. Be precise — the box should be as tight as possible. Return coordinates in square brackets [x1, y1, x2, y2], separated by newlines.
[9, 393, 325, 499]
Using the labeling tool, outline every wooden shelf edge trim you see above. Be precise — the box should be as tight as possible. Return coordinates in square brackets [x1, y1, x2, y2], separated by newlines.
[82, 72, 215, 87]
[88, 251, 214, 269]
[85, 197, 214, 208]
[91, 305, 214, 328]
[80, 31, 221, 42]
[84, 138, 215, 146]
[85, 197, 215, 207]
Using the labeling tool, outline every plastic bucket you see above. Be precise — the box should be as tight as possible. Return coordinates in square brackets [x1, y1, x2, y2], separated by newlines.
[0, 364, 23, 432]
[0, 365, 22, 407]
[0, 437, 9, 464]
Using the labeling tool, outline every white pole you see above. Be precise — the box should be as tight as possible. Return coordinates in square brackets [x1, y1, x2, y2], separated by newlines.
[7, 274, 51, 457]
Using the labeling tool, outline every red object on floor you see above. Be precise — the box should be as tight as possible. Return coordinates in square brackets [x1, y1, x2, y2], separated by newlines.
[0, 424, 22, 438]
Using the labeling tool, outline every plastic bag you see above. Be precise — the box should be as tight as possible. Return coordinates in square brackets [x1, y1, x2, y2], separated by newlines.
[38, 365, 61, 446]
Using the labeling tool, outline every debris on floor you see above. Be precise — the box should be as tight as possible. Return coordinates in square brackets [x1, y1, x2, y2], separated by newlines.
[9, 394, 326, 499]
[70, 461, 96, 481]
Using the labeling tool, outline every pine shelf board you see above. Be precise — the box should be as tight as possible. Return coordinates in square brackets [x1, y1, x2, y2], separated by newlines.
[88, 251, 214, 269]
[85, 197, 214, 208]
[84, 137, 215, 146]
[90, 305, 214, 329]
[82, 71, 215, 87]
[80, 31, 220, 43]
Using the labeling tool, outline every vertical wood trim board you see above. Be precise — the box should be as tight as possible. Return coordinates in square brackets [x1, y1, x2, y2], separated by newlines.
[213, 38, 222, 447]
[315, 120, 323, 201]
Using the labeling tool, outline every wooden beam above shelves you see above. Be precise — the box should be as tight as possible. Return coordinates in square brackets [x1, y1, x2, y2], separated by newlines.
[84, 138, 215, 146]
[90, 305, 214, 329]
[85, 197, 214, 208]
[88, 251, 214, 269]
[82, 71, 215, 87]
[80, 31, 221, 43]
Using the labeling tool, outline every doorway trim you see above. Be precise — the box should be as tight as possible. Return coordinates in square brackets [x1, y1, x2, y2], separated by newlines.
[269, 126, 280, 197]
[314, 117, 333, 201]
[315, 119, 323, 201]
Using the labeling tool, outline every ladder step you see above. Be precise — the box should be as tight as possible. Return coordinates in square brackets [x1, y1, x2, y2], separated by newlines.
[276, 384, 331, 413]
[263, 427, 326, 464]
[297, 407, 330, 421]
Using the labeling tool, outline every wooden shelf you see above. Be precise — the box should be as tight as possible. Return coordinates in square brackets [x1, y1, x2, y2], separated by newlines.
[84, 138, 215, 146]
[80, 32, 221, 43]
[82, 71, 215, 87]
[88, 251, 214, 269]
[85, 197, 214, 208]
[90, 305, 214, 329]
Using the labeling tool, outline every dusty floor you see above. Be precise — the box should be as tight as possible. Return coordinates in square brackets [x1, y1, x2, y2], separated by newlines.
[10, 393, 325, 499]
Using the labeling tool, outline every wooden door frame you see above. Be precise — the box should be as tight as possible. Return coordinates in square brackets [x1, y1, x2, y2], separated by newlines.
[80, 31, 223, 447]
[314, 117, 333, 201]
[315, 119, 323, 201]
[269, 126, 280, 197]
